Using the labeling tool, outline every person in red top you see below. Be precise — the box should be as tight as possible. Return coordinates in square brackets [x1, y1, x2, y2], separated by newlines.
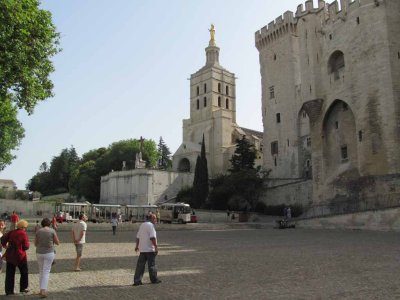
[10, 211, 19, 231]
[51, 214, 58, 231]
[1, 219, 30, 296]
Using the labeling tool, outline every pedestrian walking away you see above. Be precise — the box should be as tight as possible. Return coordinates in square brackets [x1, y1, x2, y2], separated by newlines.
[133, 214, 161, 286]
[35, 218, 60, 298]
[111, 214, 118, 235]
[71, 213, 87, 271]
[1, 220, 30, 296]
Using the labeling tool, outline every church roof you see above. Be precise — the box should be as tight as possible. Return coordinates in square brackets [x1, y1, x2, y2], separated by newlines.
[173, 142, 202, 156]
[239, 127, 263, 139]
[0, 179, 17, 189]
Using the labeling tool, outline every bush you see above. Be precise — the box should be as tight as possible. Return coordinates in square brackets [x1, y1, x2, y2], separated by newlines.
[176, 186, 194, 206]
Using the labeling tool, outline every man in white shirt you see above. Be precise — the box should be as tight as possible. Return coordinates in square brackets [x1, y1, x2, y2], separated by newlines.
[133, 214, 161, 285]
[72, 213, 87, 271]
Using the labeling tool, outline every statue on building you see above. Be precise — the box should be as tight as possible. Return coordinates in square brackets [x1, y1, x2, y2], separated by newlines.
[209, 24, 216, 46]
[135, 136, 147, 169]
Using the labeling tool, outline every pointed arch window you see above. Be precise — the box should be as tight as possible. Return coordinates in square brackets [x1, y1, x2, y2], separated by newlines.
[218, 83, 221, 93]
[226, 98, 229, 109]
[196, 99, 199, 110]
[204, 83, 207, 93]
[203, 97, 207, 107]
[218, 96, 221, 107]
[328, 50, 345, 80]
[196, 86, 199, 96]
[226, 85, 229, 95]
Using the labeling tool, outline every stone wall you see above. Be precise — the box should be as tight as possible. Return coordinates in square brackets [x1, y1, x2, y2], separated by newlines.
[297, 207, 400, 231]
[0, 199, 55, 218]
[260, 179, 313, 207]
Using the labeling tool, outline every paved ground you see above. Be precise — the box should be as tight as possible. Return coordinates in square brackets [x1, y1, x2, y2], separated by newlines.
[1, 223, 399, 300]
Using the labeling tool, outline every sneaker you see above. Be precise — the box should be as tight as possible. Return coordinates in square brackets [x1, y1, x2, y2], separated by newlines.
[151, 280, 162, 284]
[132, 282, 143, 286]
[20, 289, 30, 293]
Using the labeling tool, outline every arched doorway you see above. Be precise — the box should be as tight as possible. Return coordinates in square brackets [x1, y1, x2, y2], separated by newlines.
[178, 158, 191, 172]
[297, 108, 312, 178]
[322, 100, 358, 180]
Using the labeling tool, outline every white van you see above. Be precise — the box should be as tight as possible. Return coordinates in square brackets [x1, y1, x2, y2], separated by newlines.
[159, 203, 191, 224]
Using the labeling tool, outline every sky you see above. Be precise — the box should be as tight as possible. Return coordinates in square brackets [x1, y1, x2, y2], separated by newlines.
[1, 0, 316, 189]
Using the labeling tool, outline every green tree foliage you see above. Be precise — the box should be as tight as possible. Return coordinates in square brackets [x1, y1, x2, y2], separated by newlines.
[208, 136, 266, 211]
[0, 0, 60, 169]
[176, 186, 194, 205]
[27, 138, 159, 202]
[49, 147, 80, 192]
[0, 100, 25, 170]
[157, 137, 172, 170]
[192, 135, 209, 208]
[229, 135, 256, 172]
[27, 146, 79, 195]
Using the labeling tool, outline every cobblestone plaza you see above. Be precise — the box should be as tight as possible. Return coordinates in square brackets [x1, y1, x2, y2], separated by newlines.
[1, 223, 399, 299]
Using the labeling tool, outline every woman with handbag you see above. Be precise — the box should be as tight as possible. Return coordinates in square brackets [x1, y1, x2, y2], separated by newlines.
[1, 219, 30, 296]
[35, 217, 60, 298]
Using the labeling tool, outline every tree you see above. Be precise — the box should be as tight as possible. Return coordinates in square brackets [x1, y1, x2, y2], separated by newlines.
[0, 100, 25, 170]
[192, 134, 209, 208]
[71, 138, 158, 203]
[49, 146, 80, 193]
[229, 135, 256, 172]
[207, 136, 266, 211]
[0, 0, 60, 169]
[157, 137, 172, 170]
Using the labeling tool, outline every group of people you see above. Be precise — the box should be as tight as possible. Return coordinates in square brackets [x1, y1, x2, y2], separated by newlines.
[0, 217, 60, 298]
[0, 212, 87, 297]
[0, 210, 160, 297]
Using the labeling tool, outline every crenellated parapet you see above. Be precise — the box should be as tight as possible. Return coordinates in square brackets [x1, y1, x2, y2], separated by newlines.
[255, 10, 297, 50]
[255, 0, 379, 50]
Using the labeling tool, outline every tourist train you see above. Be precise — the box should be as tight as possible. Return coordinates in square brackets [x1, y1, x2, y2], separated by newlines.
[55, 202, 193, 224]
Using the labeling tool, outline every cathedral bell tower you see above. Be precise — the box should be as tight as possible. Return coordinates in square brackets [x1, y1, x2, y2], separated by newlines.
[173, 25, 238, 177]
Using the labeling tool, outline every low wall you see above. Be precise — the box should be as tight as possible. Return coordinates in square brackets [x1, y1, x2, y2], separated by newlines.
[297, 207, 400, 231]
[259, 179, 313, 207]
[0, 198, 55, 218]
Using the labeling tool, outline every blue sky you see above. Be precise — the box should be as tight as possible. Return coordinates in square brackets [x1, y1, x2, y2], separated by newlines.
[1, 0, 315, 189]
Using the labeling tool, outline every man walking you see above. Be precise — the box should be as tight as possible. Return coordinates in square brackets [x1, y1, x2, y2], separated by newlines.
[71, 213, 87, 271]
[133, 214, 161, 286]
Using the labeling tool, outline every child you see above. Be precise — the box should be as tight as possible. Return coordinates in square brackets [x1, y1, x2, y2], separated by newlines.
[34, 220, 41, 233]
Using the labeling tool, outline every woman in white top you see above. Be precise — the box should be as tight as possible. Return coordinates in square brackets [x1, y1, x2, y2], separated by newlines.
[35, 218, 60, 298]
[0, 219, 5, 272]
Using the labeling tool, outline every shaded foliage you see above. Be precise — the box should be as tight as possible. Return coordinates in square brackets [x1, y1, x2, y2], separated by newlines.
[0, 0, 60, 168]
[192, 135, 209, 208]
[229, 135, 256, 173]
[176, 186, 194, 206]
[27, 138, 158, 203]
[208, 136, 267, 211]
[157, 137, 172, 170]
[0, 100, 25, 170]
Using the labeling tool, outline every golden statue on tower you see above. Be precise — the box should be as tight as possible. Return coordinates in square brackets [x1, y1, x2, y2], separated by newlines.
[209, 24, 216, 46]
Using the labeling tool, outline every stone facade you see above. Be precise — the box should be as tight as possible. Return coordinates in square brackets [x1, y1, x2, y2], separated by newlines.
[100, 169, 193, 205]
[256, 0, 400, 206]
[173, 27, 263, 177]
